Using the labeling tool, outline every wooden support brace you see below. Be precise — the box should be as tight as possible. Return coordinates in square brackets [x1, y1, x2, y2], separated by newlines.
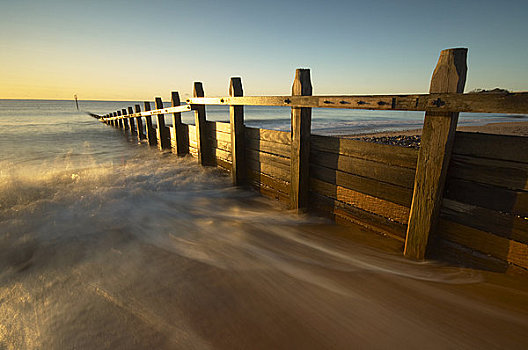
[155, 97, 171, 150]
[290, 69, 312, 210]
[143, 102, 157, 146]
[405, 48, 468, 260]
[193, 82, 210, 165]
[171, 91, 187, 155]
[230, 77, 245, 185]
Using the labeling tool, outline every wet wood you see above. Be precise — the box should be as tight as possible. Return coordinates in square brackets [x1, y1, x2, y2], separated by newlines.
[171, 92, 188, 155]
[309, 164, 413, 207]
[245, 137, 291, 158]
[193, 82, 210, 165]
[311, 134, 418, 169]
[441, 198, 528, 244]
[246, 158, 291, 183]
[127, 107, 136, 133]
[230, 77, 245, 186]
[143, 102, 157, 146]
[310, 149, 416, 189]
[246, 168, 290, 194]
[155, 97, 171, 150]
[448, 154, 528, 191]
[310, 177, 410, 224]
[122, 109, 129, 130]
[437, 218, 528, 270]
[135, 104, 146, 141]
[185, 91, 528, 114]
[290, 69, 312, 210]
[453, 132, 528, 163]
[445, 178, 528, 218]
[405, 48, 468, 260]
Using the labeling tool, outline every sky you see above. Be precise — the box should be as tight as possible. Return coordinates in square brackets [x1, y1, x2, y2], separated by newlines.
[0, 0, 527, 101]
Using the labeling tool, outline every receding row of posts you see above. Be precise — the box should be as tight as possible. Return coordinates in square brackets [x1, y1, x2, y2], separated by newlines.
[99, 48, 470, 261]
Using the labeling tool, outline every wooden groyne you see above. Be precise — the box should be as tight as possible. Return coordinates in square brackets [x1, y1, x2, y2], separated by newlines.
[96, 48, 528, 273]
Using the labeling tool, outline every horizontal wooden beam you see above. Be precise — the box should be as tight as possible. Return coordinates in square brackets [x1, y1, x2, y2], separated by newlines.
[102, 104, 192, 121]
[185, 92, 528, 114]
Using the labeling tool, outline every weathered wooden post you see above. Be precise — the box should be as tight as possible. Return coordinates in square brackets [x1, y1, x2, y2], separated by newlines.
[135, 104, 146, 141]
[117, 111, 123, 128]
[143, 101, 157, 146]
[128, 107, 136, 134]
[290, 69, 312, 210]
[404, 48, 468, 260]
[171, 91, 187, 156]
[193, 82, 210, 165]
[229, 77, 245, 185]
[121, 109, 129, 130]
[112, 112, 117, 127]
[155, 97, 171, 150]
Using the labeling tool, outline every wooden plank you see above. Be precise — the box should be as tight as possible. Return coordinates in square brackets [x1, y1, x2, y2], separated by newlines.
[230, 77, 245, 186]
[441, 198, 528, 244]
[135, 104, 146, 141]
[171, 91, 188, 155]
[155, 97, 171, 150]
[311, 134, 418, 169]
[245, 137, 291, 158]
[209, 128, 232, 143]
[310, 178, 410, 224]
[246, 168, 290, 194]
[246, 158, 291, 183]
[453, 132, 528, 164]
[189, 145, 198, 158]
[215, 157, 232, 171]
[188, 124, 196, 143]
[193, 82, 211, 165]
[290, 68, 312, 210]
[248, 180, 290, 205]
[309, 192, 407, 241]
[143, 102, 157, 146]
[405, 48, 468, 260]
[448, 154, 528, 191]
[207, 120, 231, 134]
[214, 148, 232, 162]
[445, 179, 528, 218]
[245, 127, 291, 145]
[310, 164, 413, 207]
[185, 92, 528, 114]
[310, 149, 416, 189]
[121, 109, 129, 130]
[246, 148, 290, 169]
[209, 138, 231, 152]
[437, 218, 528, 270]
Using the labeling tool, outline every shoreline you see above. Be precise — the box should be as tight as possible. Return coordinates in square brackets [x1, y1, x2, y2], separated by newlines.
[344, 121, 528, 148]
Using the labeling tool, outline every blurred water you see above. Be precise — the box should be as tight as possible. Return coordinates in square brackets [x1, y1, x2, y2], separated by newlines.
[0, 99, 527, 349]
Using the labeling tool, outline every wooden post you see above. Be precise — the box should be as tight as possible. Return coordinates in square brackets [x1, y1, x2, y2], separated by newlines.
[117, 111, 123, 128]
[404, 48, 468, 260]
[290, 68, 312, 210]
[113, 112, 117, 127]
[135, 104, 146, 141]
[128, 107, 136, 133]
[171, 91, 187, 156]
[122, 109, 129, 130]
[193, 82, 209, 165]
[229, 77, 245, 185]
[155, 97, 170, 150]
[143, 101, 157, 146]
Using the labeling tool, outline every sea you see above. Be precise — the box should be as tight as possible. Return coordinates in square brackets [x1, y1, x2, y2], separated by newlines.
[0, 99, 527, 349]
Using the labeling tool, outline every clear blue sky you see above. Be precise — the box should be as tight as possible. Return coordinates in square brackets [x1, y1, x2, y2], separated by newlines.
[1, 0, 527, 100]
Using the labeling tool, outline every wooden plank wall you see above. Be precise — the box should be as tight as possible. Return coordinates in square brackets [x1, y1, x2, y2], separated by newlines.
[207, 121, 232, 171]
[438, 131, 528, 270]
[244, 126, 291, 204]
[308, 134, 418, 241]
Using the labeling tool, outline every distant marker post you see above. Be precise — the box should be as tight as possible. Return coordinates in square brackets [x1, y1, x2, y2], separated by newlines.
[74, 94, 79, 110]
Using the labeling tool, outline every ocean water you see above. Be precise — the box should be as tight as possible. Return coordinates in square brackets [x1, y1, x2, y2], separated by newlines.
[0, 99, 527, 349]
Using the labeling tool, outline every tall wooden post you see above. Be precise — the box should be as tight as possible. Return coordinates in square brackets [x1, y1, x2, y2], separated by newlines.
[128, 107, 136, 133]
[117, 111, 123, 128]
[229, 77, 245, 185]
[143, 101, 157, 146]
[122, 109, 129, 130]
[113, 112, 117, 127]
[404, 48, 468, 260]
[155, 97, 170, 150]
[171, 91, 187, 155]
[290, 69, 312, 210]
[193, 82, 209, 165]
[135, 104, 146, 141]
